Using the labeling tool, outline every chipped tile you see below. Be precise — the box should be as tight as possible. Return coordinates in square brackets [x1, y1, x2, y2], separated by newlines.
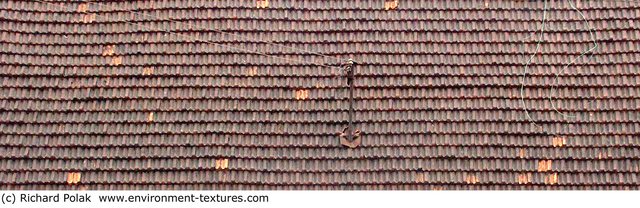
[538, 160, 553, 172]
[215, 159, 229, 170]
[66, 172, 81, 184]
[465, 173, 479, 184]
[147, 112, 154, 122]
[77, 3, 89, 13]
[81, 13, 96, 23]
[518, 148, 526, 158]
[544, 173, 559, 185]
[552, 136, 566, 147]
[294, 89, 309, 100]
[246, 67, 258, 76]
[142, 67, 154, 75]
[102, 45, 116, 56]
[109, 56, 123, 66]
[384, 0, 399, 10]
[256, 0, 269, 8]
[516, 173, 532, 184]
[414, 171, 425, 183]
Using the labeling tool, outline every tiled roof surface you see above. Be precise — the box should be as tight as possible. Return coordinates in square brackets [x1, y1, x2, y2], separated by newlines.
[1, 0, 639, 190]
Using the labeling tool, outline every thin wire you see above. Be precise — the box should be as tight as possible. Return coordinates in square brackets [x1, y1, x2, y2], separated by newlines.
[519, 0, 603, 135]
[519, 29, 573, 136]
[79, 0, 344, 63]
[520, 0, 548, 128]
[548, 0, 599, 119]
[33, 0, 342, 70]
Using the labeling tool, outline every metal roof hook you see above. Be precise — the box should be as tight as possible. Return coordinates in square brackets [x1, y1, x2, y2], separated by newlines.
[338, 58, 362, 148]
[339, 126, 362, 148]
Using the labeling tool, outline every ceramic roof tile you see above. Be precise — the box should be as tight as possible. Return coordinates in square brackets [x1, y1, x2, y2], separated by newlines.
[0, 0, 639, 190]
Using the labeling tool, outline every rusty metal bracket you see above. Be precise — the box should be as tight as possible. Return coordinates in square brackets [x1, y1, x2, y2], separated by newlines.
[339, 126, 361, 148]
[338, 58, 362, 148]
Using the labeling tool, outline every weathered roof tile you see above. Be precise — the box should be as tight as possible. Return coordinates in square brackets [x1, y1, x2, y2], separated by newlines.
[0, 0, 639, 190]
